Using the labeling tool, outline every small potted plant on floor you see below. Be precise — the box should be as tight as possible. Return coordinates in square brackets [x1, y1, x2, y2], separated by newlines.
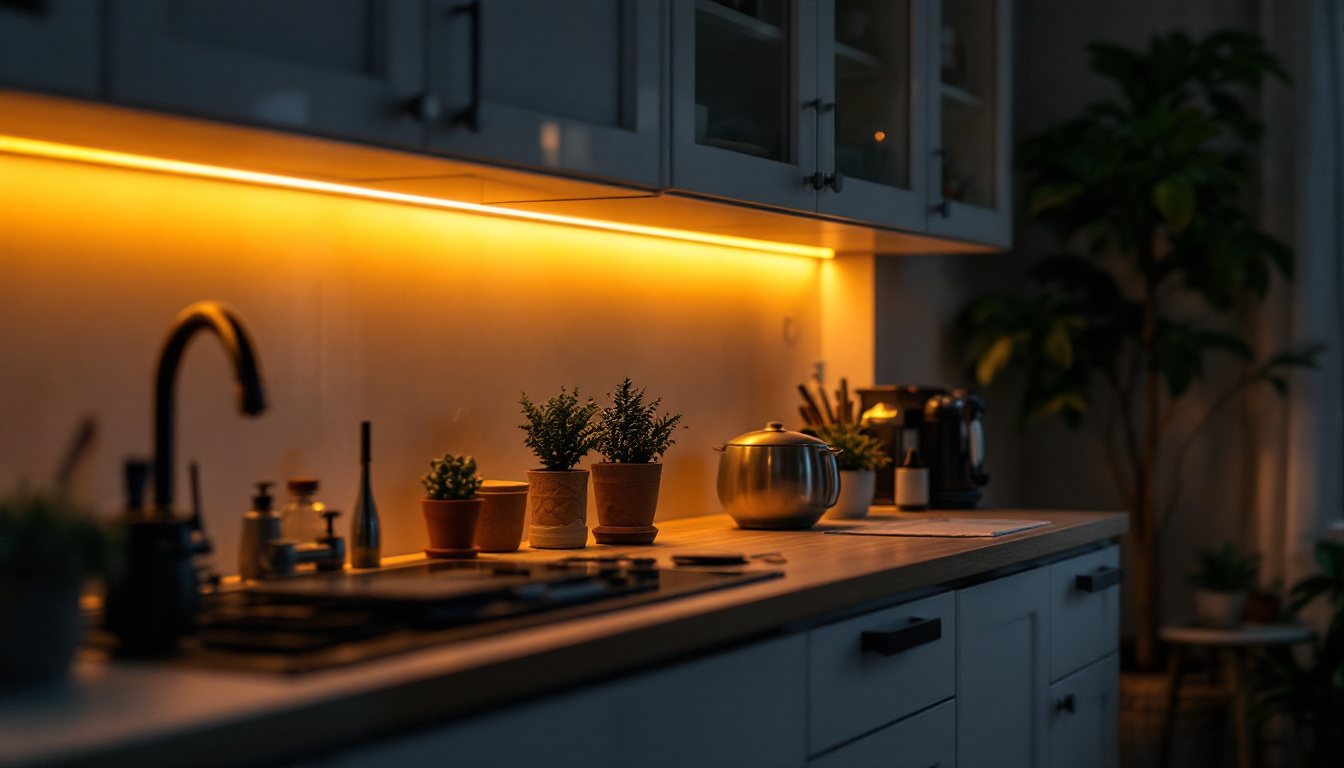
[1186, 542, 1260, 627]
[590, 378, 683, 545]
[420, 453, 484, 559]
[0, 486, 116, 688]
[816, 422, 891, 519]
[519, 386, 599, 549]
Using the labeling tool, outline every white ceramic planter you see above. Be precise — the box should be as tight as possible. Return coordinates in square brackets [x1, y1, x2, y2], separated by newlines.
[1194, 589, 1246, 628]
[826, 470, 876, 520]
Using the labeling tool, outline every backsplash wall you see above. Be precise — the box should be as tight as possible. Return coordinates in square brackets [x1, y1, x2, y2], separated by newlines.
[0, 151, 825, 572]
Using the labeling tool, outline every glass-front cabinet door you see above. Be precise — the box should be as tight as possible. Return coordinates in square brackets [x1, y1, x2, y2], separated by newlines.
[814, 0, 925, 229]
[426, 0, 664, 188]
[670, 0, 818, 212]
[925, 0, 1010, 246]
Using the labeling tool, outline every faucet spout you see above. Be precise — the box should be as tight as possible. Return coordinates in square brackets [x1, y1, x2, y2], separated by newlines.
[153, 301, 266, 517]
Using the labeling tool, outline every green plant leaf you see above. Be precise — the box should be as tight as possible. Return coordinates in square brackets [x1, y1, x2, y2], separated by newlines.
[1044, 321, 1075, 369]
[1154, 174, 1197, 232]
[976, 335, 1015, 386]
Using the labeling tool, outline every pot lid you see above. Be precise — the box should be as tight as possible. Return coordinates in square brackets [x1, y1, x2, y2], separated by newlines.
[725, 421, 831, 448]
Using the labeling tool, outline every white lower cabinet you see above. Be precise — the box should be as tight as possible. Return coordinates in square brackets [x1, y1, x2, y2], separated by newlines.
[310, 546, 1120, 768]
[1048, 653, 1120, 768]
[809, 700, 956, 768]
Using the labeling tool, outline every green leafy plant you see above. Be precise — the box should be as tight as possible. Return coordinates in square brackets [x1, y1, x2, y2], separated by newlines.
[421, 453, 483, 501]
[594, 378, 684, 464]
[519, 386, 600, 471]
[816, 422, 891, 472]
[1250, 541, 1344, 766]
[1186, 542, 1260, 592]
[955, 30, 1320, 671]
[0, 486, 117, 581]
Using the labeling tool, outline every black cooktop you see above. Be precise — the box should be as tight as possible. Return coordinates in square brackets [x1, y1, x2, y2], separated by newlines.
[184, 557, 780, 674]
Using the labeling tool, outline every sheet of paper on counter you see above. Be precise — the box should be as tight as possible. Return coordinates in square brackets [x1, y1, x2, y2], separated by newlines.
[825, 518, 1052, 538]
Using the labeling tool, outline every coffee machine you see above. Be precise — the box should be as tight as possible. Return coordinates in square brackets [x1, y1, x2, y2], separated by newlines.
[858, 386, 988, 508]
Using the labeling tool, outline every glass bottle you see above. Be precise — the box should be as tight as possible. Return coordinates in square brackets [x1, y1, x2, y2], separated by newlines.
[281, 477, 325, 542]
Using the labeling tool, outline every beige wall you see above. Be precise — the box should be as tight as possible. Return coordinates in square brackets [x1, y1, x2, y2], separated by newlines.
[0, 151, 825, 572]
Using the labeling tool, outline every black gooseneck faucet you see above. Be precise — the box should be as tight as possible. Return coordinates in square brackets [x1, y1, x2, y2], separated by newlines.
[153, 301, 266, 519]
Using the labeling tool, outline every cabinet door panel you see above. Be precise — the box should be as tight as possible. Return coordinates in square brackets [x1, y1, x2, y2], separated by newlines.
[0, 0, 99, 96]
[924, 0, 1011, 247]
[1049, 545, 1121, 681]
[670, 0, 817, 212]
[427, 0, 663, 187]
[1049, 653, 1120, 768]
[809, 699, 955, 768]
[814, 0, 926, 230]
[107, 0, 425, 146]
[957, 566, 1049, 768]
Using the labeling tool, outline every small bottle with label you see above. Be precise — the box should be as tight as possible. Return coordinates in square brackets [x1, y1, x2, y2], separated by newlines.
[281, 478, 325, 542]
[895, 448, 929, 511]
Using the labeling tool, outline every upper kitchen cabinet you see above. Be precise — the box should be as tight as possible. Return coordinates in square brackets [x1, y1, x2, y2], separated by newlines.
[670, 0, 818, 212]
[925, 0, 1011, 247]
[424, 0, 664, 188]
[105, 0, 426, 147]
[814, 0, 926, 230]
[0, 0, 100, 96]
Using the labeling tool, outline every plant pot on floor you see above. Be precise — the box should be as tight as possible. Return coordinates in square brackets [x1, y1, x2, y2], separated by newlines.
[475, 480, 529, 553]
[1194, 589, 1246, 628]
[527, 469, 589, 549]
[0, 576, 83, 688]
[421, 498, 483, 558]
[826, 469, 876, 520]
[590, 462, 662, 545]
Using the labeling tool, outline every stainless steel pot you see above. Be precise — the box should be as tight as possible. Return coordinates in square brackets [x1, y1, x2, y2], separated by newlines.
[714, 422, 841, 530]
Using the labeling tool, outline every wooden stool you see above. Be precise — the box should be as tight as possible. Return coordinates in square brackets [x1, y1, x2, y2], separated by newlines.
[1158, 623, 1313, 768]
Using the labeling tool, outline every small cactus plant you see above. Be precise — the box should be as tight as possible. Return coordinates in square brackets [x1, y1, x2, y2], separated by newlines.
[421, 454, 483, 501]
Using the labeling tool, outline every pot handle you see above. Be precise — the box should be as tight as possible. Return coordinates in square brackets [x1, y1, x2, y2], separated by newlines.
[712, 444, 726, 453]
[823, 450, 841, 508]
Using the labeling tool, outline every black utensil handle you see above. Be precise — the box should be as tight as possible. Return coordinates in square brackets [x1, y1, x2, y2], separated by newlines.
[450, 1, 482, 131]
[1075, 566, 1124, 593]
[861, 617, 941, 656]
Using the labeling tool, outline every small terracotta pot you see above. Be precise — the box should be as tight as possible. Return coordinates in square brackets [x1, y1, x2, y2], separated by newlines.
[1194, 589, 1246, 628]
[421, 497, 483, 558]
[591, 462, 663, 545]
[475, 480, 529, 553]
[527, 469, 589, 549]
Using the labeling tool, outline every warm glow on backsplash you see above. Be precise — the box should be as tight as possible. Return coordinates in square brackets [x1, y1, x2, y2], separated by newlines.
[0, 151, 825, 571]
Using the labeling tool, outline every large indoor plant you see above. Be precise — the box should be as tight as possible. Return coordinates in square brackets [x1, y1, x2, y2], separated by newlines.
[817, 421, 891, 519]
[590, 378, 683, 545]
[956, 31, 1318, 671]
[519, 386, 599, 549]
[0, 486, 116, 687]
[420, 453, 484, 558]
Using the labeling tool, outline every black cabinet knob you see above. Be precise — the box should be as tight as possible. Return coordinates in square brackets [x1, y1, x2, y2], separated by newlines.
[405, 93, 443, 124]
[809, 171, 844, 193]
[1056, 694, 1076, 713]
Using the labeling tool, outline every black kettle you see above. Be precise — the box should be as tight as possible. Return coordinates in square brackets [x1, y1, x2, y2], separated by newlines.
[923, 390, 989, 508]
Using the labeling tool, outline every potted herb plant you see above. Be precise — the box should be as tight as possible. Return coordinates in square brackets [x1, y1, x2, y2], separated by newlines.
[0, 486, 116, 688]
[590, 378, 683, 545]
[954, 31, 1318, 671]
[817, 422, 891, 519]
[519, 387, 599, 549]
[420, 453, 483, 559]
[1186, 543, 1260, 628]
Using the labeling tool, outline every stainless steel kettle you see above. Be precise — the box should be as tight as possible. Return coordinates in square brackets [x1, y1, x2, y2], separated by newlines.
[714, 422, 841, 530]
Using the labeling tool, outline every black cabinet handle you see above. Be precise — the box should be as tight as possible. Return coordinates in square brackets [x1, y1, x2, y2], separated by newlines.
[1056, 694, 1076, 713]
[405, 93, 443, 124]
[449, 1, 481, 131]
[861, 617, 941, 656]
[809, 171, 843, 193]
[1075, 565, 1124, 593]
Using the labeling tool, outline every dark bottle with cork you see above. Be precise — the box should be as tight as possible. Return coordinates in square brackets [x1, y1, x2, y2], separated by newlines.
[350, 421, 381, 568]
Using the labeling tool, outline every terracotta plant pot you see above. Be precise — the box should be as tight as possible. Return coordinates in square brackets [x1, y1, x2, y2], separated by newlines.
[0, 576, 83, 689]
[421, 497, 483, 558]
[590, 462, 663, 545]
[1193, 588, 1245, 628]
[526, 469, 589, 549]
[826, 469, 877, 520]
[475, 480, 529, 553]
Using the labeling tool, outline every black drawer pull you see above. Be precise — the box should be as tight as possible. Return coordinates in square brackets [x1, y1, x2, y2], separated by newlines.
[1075, 566, 1124, 593]
[1057, 694, 1076, 713]
[860, 617, 941, 656]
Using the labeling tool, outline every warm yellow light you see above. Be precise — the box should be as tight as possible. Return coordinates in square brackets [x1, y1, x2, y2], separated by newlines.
[873, 131, 886, 142]
[0, 135, 834, 259]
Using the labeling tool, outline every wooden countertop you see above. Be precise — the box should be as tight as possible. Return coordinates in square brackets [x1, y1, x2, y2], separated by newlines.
[0, 508, 1126, 768]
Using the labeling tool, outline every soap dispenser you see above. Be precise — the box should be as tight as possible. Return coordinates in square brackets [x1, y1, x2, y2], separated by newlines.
[239, 481, 281, 581]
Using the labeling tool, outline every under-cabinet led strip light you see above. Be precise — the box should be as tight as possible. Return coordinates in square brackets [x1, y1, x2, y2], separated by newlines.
[0, 135, 835, 259]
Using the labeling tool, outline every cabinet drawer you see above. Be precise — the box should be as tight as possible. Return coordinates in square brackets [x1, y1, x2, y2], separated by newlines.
[809, 699, 955, 768]
[808, 592, 955, 755]
[1049, 546, 1121, 680]
[1049, 653, 1120, 768]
